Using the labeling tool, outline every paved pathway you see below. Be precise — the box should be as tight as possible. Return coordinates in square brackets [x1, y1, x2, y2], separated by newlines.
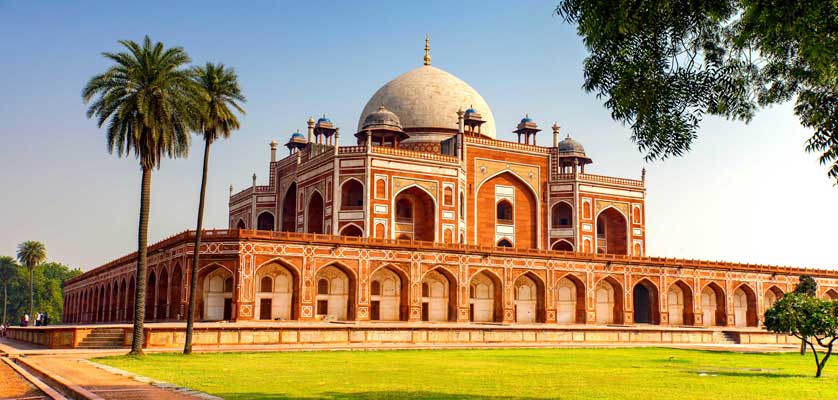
[19, 355, 201, 400]
[0, 358, 46, 400]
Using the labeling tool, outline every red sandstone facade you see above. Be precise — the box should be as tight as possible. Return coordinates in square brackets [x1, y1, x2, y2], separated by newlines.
[62, 47, 837, 330]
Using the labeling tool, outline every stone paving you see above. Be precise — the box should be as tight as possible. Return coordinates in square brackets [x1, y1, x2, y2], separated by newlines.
[0, 358, 46, 400]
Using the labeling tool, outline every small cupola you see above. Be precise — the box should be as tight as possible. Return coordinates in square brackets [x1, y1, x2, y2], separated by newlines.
[314, 114, 337, 145]
[356, 105, 408, 147]
[463, 105, 486, 136]
[285, 130, 308, 154]
[513, 114, 541, 145]
[557, 134, 592, 174]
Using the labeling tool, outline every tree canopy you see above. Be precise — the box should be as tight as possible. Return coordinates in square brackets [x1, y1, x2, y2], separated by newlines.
[765, 292, 838, 377]
[1, 261, 81, 325]
[556, 0, 838, 183]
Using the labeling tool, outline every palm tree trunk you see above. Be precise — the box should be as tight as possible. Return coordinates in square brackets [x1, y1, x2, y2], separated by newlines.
[3, 283, 7, 326]
[130, 166, 152, 355]
[28, 267, 33, 321]
[184, 138, 212, 355]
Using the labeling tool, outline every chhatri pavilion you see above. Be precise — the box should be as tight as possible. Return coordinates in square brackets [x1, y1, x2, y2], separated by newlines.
[54, 39, 838, 348]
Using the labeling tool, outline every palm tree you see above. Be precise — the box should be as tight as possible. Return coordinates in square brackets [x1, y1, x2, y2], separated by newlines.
[83, 36, 196, 355]
[0, 256, 19, 326]
[16, 241, 46, 320]
[184, 63, 245, 355]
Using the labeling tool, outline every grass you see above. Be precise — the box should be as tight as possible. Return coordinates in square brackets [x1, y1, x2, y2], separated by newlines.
[96, 347, 838, 399]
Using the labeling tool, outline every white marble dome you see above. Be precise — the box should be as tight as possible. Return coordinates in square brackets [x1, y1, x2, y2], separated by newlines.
[357, 65, 496, 139]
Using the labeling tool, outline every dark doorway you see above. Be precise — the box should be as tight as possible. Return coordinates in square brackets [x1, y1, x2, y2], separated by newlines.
[370, 301, 380, 320]
[317, 300, 328, 315]
[422, 303, 429, 321]
[633, 284, 651, 323]
[223, 299, 233, 320]
[260, 299, 272, 320]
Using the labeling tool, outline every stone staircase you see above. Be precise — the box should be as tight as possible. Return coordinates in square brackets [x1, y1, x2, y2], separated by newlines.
[712, 330, 739, 345]
[77, 328, 125, 348]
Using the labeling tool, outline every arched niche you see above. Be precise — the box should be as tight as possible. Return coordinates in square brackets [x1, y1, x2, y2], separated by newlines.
[596, 207, 628, 255]
[514, 272, 545, 323]
[557, 274, 586, 324]
[370, 266, 408, 321]
[315, 264, 356, 320]
[422, 268, 457, 322]
[595, 276, 624, 325]
[667, 280, 694, 326]
[632, 279, 660, 325]
[255, 261, 299, 321]
[469, 270, 503, 323]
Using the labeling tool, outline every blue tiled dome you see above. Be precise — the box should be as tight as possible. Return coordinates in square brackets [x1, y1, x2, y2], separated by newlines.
[291, 131, 305, 139]
[520, 116, 533, 123]
[465, 107, 477, 115]
[317, 117, 331, 124]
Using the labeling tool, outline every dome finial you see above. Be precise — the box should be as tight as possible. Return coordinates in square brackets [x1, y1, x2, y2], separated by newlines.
[424, 34, 431, 66]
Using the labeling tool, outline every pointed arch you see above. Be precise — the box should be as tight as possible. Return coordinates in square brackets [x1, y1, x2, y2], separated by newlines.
[764, 285, 784, 314]
[733, 283, 758, 327]
[281, 182, 298, 232]
[700, 282, 726, 326]
[257, 211, 275, 231]
[339, 223, 364, 237]
[514, 271, 545, 323]
[255, 258, 300, 320]
[469, 269, 503, 323]
[145, 270, 157, 320]
[474, 170, 540, 249]
[157, 267, 169, 320]
[392, 183, 437, 242]
[169, 264, 182, 320]
[556, 273, 586, 324]
[236, 219, 246, 230]
[667, 280, 694, 325]
[369, 264, 409, 321]
[307, 190, 325, 234]
[552, 239, 574, 252]
[340, 178, 364, 210]
[595, 206, 629, 255]
[421, 266, 458, 322]
[594, 276, 624, 324]
[315, 262, 357, 320]
[197, 263, 235, 321]
[632, 278, 660, 324]
[551, 201, 573, 228]
[825, 289, 838, 300]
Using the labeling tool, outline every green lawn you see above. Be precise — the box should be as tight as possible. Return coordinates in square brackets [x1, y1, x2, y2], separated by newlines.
[96, 348, 838, 399]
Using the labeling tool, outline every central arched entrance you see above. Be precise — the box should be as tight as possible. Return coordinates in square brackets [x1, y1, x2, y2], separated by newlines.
[764, 286, 784, 314]
[281, 182, 297, 232]
[469, 270, 503, 322]
[475, 172, 538, 249]
[255, 262, 298, 321]
[393, 186, 435, 241]
[596, 208, 628, 255]
[422, 268, 457, 322]
[257, 211, 275, 231]
[632, 279, 659, 324]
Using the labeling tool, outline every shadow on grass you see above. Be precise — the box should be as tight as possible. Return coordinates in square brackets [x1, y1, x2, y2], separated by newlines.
[217, 391, 546, 399]
[691, 370, 811, 379]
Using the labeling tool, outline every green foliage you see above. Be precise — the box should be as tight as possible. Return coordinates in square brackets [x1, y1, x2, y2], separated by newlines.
[1, 260, 81, 325]
[98, 348, 838, 399]
[0, 256, 19, 325]
[82, 35, 196, 170]
[16, 241, 46, 269]
[192, 62, 246, 144]
[556, 0, 838, 183]
[764, 292, 838, 377]
[795, 275, 818, 296]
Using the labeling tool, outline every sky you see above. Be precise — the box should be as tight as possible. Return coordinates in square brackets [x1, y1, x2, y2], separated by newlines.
[1, 1, 836, 271]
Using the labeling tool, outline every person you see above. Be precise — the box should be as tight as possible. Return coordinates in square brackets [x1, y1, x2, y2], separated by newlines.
[21, 314, 28, 327]
[0, 324, 6, 338]
[35, 312, 42, 327]
[43, 312, 49, 326]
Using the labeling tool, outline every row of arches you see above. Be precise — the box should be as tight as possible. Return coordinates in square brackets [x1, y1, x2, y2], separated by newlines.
[68, 260, 835, 326]
[239, 172, 637, 257]
[64, 264, 184, 324]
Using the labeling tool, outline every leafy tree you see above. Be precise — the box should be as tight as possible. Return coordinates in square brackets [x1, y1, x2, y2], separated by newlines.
[555, 0, 838, 183]
[765, 292, 838, 377]
[2, 261, 81, 326]
[83, 36, 197, 355]
[0, 256, 18, 325]
[16, 241, 46, 319]
[795, 275, 818, 296]
[184, 63, 246, 355]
